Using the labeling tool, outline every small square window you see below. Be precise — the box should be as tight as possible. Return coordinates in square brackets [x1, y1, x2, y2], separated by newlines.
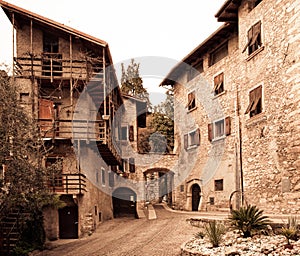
[215, 179, 224, 191]
[245, 85, 262, 117]
[187, 91, 196, 111]
[213, 73, 224, 95]
[243, 21, 262, 55]
[20, 93, 30, 104]
[209, 197, 215, 205]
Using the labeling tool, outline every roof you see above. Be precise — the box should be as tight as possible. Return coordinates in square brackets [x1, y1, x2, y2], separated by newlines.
[215, 0, 242, 22]
[0, 0, 107, 47]
[160, 22, 236, 86]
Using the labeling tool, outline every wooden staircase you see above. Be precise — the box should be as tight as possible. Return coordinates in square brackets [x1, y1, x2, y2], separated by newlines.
[0, 210, 28, 255]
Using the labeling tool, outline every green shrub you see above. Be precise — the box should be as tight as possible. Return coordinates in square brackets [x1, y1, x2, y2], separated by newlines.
[229, 204, 270, 238]
[204, 220, 226, 247]
[281, 215, 299, 244]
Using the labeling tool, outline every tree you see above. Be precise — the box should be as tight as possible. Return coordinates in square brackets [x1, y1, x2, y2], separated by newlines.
[120, 59, 151, 110]
[0, 71, 60, 253]
[138, 88, 174, 154]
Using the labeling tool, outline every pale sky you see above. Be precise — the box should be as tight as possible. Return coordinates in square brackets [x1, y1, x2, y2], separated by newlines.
[0, 0, 225, 104]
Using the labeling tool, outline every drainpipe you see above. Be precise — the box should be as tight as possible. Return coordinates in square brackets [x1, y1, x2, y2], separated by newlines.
[236, 84, 244, 206]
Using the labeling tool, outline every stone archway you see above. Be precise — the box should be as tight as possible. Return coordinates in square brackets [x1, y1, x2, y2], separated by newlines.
[143, 168, 174, 206]
[112, 187, 137, 218]
[186, 179, 202, 211]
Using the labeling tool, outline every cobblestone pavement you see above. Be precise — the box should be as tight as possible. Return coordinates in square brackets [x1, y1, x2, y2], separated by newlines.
[33, 205, 201, 256]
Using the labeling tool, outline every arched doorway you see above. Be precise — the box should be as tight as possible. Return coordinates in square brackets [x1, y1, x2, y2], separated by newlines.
[59, 195, 78, 239]
[112, 187, 137, 218]
[191, 184, 201, 211]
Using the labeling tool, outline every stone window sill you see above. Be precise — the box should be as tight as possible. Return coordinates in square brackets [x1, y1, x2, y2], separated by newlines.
[213, 90, 227, 99]
[245, 112, 267, 127]
[187, 106, 197, 113]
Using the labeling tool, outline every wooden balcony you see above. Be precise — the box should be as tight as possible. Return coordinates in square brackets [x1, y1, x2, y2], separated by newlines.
[47, 173, 87, 195]
[14, 53, 103, 81]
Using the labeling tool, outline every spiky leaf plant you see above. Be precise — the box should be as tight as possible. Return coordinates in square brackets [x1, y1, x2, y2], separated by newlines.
[229, 204, 270, 238]
[204, 220, 226, 247]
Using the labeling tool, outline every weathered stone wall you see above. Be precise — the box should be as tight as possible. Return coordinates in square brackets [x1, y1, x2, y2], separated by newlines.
[173, 31, 240, 211]
[172, 0, 300, 214]
[238, 0, 300, 214]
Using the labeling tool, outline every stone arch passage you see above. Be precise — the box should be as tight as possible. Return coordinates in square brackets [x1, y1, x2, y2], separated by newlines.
[112, 187, 137, 218]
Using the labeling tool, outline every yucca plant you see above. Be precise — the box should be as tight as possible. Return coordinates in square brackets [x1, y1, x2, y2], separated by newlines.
[281, 215, 299, 246]
[229, 204, 270, 238]
[204, 220, 226, 247]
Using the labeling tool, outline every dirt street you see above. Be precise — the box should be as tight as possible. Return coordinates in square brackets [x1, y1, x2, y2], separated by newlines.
[34, 205, 200, 256]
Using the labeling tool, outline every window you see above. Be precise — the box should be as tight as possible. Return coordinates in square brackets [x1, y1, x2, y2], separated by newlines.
[209, 197, 215, 205]
[180, 185, 184, 192]
[129, 158, 135, 173]
[243, 21, 262, 55]
[42, 33, 62, 77]
[245, 85, 262, 117]
[187, 60, 203, 81]
[248, 0, 262, 11]
[213, 73, 224, 95]
[20, 93, 30, 104]
[101, 169, 105, 185]
[209, 43, 228, 66]
[215, 179, 224, 191]
[96, 170, 99, 183]
[121, 126, 128, 140]
[109, 171, 114, 187]
[187, 91, 196, 111]
[46, 157, 63, 187]
[208, 117, 231, 141]
[129, 125, 134, 142]
[184, 128, 200, 150]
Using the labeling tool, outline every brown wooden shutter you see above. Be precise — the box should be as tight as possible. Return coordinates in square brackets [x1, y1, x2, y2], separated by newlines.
[39, 98, 54, 135]
[214, 73, 224, 91]
[225, 117, 231, 136]
[129, 158, 135, 173]
[195, 128, 200, 146]
[129, 125, 134, 141]
[208, 123, 213, 141]
[184, 134, 188, 149]
[242, 27, 253, 53]
[250, 21, 261, 46]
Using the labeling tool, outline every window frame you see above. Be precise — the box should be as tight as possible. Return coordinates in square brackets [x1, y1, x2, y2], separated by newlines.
[243, 21, 262, 56]
[120, 126, 128, 140]
[187, 59, 204, 82]
[213, 72, 224, 96]
[245, 85, 263, 118]
[208, 117, 231, 142]
[187, 91, 196, 111]
[101, 168, 106, 186]
[209, 42, 228, 66]
[214, 179, 224, 191]
[184, 128, 200, 150]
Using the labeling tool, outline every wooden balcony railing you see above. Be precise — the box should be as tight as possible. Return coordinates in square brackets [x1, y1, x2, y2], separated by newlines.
[14, 54, 103, 81]
[47, 173, 87, 195]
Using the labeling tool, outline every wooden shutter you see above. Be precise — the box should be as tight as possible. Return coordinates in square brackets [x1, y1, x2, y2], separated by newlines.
[184, 134, 188, 149]
[245, 86, 262, 114]
[129, 158, 135, 173]
[225, 117, 231, 136]
[214, 73, 224, 91]
[129, 125, 134, 141]
[242, 27, 253, 53]
[195, 128, 200, 146]
[250, 21, 261, 46]
[187, 92, 195, 109]
[208, 123, 213, 141]
[39, 98, 54, 135]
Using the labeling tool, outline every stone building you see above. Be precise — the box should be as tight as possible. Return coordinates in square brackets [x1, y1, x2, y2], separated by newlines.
[0, 1, 124, 240]
[160, 0, 300, 214]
